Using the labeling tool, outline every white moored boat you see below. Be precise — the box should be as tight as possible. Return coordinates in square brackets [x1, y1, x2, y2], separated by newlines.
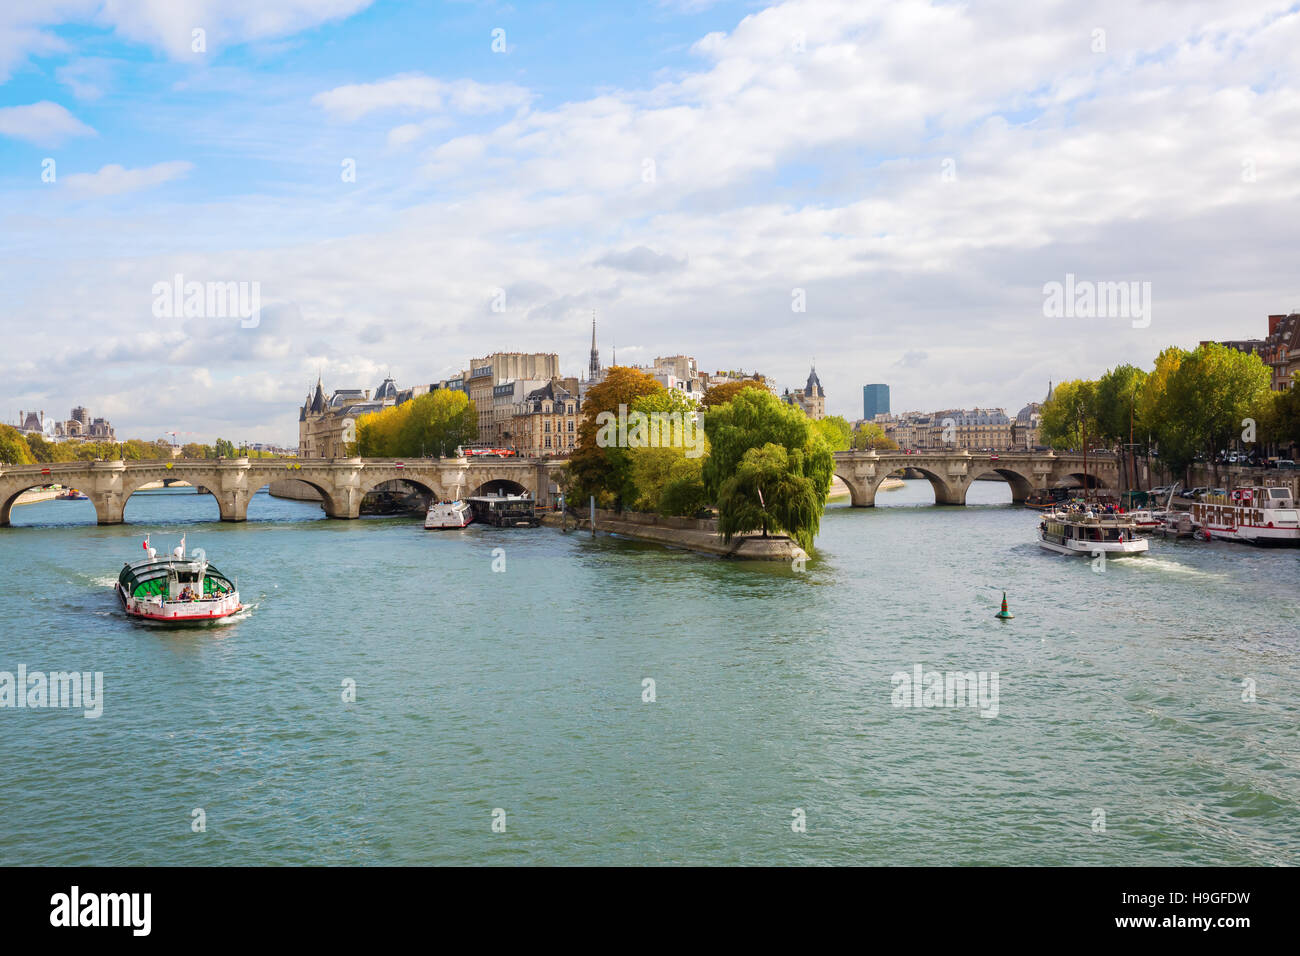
[1127, 509, 1162, 531]
[116, 535, 242, 622]
[425, 498, 473, 530]
[1038, 508, 1149, 557]
[1189, 486, 1300, 546]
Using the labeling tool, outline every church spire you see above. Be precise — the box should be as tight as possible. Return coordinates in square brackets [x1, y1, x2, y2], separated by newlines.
[588, 310, 601, 382]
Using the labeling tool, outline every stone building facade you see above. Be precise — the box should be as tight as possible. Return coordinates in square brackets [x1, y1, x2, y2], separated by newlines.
[783, 366, 826, 420]
[468, 352, 561, 442]
[1212, 312, 1300, 391]
[298, 376, 398, 459]
[511, 379, 580, 458]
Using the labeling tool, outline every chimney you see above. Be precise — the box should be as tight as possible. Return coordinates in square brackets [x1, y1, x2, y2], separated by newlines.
[1269, 314, 1284, 336]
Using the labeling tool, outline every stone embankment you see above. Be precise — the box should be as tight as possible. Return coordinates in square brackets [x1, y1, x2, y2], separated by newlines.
[550, 507, 807, 562]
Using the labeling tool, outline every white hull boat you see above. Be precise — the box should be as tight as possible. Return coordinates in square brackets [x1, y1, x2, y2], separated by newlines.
[1038, 510, 1149, 556]
[1190, 486, 1300, 546]
[116, 535, 242, 622]
[425, 499, 473, 529]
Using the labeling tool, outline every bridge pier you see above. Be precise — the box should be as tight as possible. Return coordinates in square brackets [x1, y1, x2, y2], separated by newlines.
[92, 497, 126, 525]
[215, 491, 250, 522]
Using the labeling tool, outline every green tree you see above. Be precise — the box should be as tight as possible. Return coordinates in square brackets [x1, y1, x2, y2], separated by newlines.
[1095, 365, 1147, 445]
[1038, 379, 1099, 450]
[569, 366, 666, 508]
[24, 433, 79, 462]
[1095, 364, 1147, 487]
[701, 378, 768, 408]
[0, 425, 34, 464]
[852, 421, 899, 450]
[702, 388, 833, 551]
[398, 390, 477, 457]
[812, 415, 852, 452]
[715, 443, 826, 552]
[1166, 343, 1271, 483]
[658, 456, 709, 516]
[1267, 384, 1300, 456]
[624, 390, 706, 512]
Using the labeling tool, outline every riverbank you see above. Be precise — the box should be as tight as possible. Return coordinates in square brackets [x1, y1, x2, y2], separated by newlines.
[12, 488, 58, 506]
[547, 507, 807, 561]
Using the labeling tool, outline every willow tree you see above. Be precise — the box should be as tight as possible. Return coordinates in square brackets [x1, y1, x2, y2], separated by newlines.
[703, 388, 834, 551]
[715, 443, 825, 551]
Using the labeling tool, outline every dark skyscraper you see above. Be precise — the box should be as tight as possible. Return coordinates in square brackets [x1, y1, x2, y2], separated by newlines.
[863, 384, 890, 421]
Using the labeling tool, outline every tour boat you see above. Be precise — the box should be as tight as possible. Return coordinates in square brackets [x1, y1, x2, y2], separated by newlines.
[1188, 486, 1300, 547]
[116, 535, 243, 622]
[57, 488, 88, 500]
[1038, 508, 1149, 556]
[467, 493, 540, 527]
[1024, 488, 1071, 510]
[425, 498, 473, 530]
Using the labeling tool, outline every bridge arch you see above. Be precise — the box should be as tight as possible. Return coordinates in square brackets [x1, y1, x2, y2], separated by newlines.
[470, 477, 531, 498]
[961, 467, 1035, 504]
[246, 474, 348, 521]
[872, 465, 967, 506]
[354, 472, 444, 514]
[0, 479, 92, 526]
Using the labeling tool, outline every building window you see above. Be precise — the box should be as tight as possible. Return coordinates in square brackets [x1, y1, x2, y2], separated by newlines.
[545, 436, 551, 448]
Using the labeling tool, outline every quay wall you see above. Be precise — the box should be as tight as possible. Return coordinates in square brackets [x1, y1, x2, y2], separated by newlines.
[571, 507, 806, 562]
[268, 478, 323, 502]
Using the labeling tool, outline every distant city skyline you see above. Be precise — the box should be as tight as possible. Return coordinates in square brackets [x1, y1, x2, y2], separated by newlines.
[2, 1, 1297, 444]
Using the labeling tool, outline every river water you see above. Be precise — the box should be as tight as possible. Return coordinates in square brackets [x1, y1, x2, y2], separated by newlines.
[1, 482, 1296, 865]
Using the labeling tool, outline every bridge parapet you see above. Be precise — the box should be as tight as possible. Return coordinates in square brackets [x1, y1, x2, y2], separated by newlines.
[0, 456, 566, 525]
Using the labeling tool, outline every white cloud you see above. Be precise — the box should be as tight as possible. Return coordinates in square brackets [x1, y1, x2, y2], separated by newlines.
[55, 57, 115, 100]
[91, 0, 376, 59]
[313, 73, 532, 121]
[6, 0, 1300, 435]
[0, 1, 375, 77]
[63, 161, 193, 196]
[0, 101, 95, 146]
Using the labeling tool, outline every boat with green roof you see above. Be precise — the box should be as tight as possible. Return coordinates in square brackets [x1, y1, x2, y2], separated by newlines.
[116, 535, 242, 622]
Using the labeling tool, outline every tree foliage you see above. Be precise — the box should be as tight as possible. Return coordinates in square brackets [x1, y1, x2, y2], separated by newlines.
[1039, 379, 1100, 450]
[356, 391, 476, 458]
[0, 425, 34, 464]
[702, 388, 833, 551]
[1094, 364, 1147, 445]
[852, 421, 899, 450]
[700, 379, 768, 408]
[568, 366, 665, 507]
[715, 443, 826, 552]
[812, 415, 852, 452]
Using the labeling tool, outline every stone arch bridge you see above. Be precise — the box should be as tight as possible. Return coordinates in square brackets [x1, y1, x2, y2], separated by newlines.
[0, 457, 563, 526]
[831, 450, 1118, 507]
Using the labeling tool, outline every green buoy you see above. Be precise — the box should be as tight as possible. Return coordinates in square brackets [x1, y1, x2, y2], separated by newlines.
[995, 591, 1014, 620]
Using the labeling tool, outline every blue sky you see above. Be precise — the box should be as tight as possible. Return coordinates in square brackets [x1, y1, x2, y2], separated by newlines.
[2, 0, 1298, 444]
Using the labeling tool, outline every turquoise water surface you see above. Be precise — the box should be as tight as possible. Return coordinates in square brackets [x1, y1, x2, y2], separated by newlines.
[1, 483, 1297, 865]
